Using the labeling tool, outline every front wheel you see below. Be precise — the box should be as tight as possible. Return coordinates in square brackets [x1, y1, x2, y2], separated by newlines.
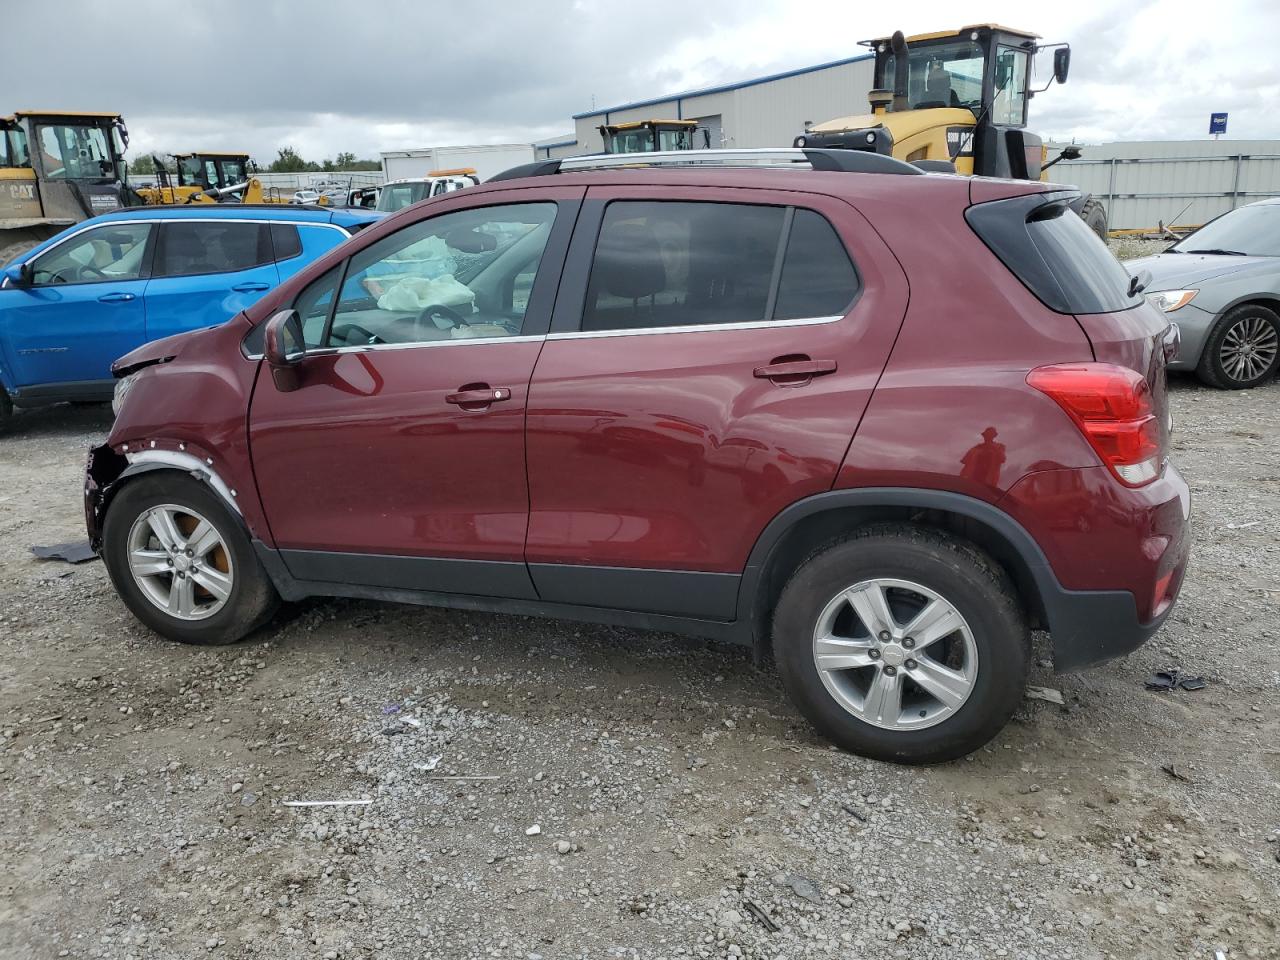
[772, 526, 1029, 764]
[1196, 303, 1280, 389]
[101, 473, 278, 645]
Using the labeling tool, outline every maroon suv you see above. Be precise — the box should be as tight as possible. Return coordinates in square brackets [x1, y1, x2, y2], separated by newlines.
[86, 149, 1189, 763]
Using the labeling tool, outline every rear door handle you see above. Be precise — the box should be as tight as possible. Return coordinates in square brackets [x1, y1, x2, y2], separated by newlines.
[231, 282, 271, 293]
[97, 292, 135, 303]
[446, 386, 512, 407]
[753, 358, 838, 382]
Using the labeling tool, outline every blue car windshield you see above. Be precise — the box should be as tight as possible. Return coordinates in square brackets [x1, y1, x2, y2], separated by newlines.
[1173, 204, 1280, 257]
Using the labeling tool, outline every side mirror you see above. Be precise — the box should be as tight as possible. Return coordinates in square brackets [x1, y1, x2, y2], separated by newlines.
[3, 263, 32, 288]
[1061, 145, 1082, 161]
[1053, 47, 1071, 84]
[263, 309, 305, 391]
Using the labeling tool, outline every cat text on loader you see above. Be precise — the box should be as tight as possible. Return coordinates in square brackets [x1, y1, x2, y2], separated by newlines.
[0, 111, 137, 265]
[794, 25, 1107, 239]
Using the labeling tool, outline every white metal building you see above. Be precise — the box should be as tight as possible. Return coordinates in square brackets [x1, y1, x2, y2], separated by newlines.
[546, 54, 875, 159]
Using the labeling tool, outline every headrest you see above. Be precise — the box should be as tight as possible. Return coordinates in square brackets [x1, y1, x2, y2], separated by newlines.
[595, 221, 666, 300]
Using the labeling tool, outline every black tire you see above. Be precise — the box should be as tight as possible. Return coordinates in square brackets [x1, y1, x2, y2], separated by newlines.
[771, 525, 1029, 764]
[102, 473, 278, 645]
[0, 389, 11, 422]
[1079, 197, 1108, 242]
[1195, 303, 1280, 390]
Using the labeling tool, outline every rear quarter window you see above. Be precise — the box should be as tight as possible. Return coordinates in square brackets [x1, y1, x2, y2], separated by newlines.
[270, 223, 302, 261]
[965, 193, 1140, 315]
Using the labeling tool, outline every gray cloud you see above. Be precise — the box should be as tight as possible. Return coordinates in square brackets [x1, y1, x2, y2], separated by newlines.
[6, 0, 1279, 162]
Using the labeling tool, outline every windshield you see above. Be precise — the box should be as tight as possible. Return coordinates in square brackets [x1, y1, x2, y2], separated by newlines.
[36, 124, 116, 179]
[177, 156, 206, 187]
[218, 159, 247, 186]
[883, 39, 985, 110]
[606, 129, 656, 153]
[376, 182, 427, 212]
[657, 128, 693, 150]
[1171, 204, 1280, 257]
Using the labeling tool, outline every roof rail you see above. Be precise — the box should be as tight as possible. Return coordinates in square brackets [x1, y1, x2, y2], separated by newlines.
[487, 148, 923, 183]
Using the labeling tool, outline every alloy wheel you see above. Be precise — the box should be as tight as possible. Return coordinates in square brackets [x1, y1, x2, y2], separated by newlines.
[126, 504, 234, 621]
[811, 578, 978, 731]
[1219, 314, 1279, 383]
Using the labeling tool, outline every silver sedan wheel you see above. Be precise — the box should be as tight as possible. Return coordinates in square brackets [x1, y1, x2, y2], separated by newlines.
[812, 578, 978, 731]
[126, 504, 234, 621]
[1220, 314, 1279, 383]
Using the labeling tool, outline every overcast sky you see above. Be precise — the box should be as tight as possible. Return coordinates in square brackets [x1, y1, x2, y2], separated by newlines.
[6, 0, 1277, 164]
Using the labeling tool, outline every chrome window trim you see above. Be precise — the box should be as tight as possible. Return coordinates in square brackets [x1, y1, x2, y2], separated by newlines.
[243, 332, 546, 361]
[17, 217, 349, 267]
[546, 313, 845, 340]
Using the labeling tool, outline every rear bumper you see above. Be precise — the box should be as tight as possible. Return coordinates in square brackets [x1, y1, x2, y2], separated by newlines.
[1039, 576, 1180, 672]
[1002, 461, 1191, 672]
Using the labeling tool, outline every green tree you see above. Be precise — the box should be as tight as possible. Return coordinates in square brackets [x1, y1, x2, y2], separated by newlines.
[334, 151, 356, 169]
[269, 146, 310, 173]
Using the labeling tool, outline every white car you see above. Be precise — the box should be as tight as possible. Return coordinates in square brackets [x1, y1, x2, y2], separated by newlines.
[289, 190, 320, 205]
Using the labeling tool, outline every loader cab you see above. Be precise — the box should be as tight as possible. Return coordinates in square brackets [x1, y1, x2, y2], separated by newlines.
[872, 26, 1041, 128]
[175, 153, 251, 191]
[0, 112, 133, 225]
[597, 119, 708, 154]
[866, 25, 1068, 180]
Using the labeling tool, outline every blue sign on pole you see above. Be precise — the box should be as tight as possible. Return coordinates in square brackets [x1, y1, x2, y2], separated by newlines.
[1210, 113, 1228, 136]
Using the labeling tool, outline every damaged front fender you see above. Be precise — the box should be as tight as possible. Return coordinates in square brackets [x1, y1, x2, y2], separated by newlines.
[84, 443, 246, 551]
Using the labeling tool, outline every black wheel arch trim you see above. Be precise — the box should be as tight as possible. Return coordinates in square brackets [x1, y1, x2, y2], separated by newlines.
[736, 486, 1166, 673]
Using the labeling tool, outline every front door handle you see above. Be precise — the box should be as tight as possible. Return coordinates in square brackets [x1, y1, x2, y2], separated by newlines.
[446, 385, 512, 408]
[97, 292, 136, 303]
[231, 282, 271, 293]
[753, 357, 838, 383]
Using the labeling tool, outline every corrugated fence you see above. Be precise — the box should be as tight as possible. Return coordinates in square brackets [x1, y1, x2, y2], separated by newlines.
[1043, 140, 1280, 233]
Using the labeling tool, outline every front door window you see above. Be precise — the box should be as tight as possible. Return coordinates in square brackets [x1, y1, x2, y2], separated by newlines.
[310, 202, 558, 348]
[30, 223, 152, 285]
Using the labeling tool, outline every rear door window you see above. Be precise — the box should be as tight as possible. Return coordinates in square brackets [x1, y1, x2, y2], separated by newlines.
[154, 221, 273, 278]
[580, 201, 859, 332]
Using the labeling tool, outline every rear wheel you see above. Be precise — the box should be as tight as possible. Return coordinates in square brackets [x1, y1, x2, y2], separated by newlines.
[102, 473, 278, 645]
[1079, 197, 1108, 242]
[772, 526, 1029, 764]
[1196, 303, 1280, 389]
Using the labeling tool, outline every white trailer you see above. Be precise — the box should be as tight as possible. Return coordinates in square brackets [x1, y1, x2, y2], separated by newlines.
[379, 144, 535, 184]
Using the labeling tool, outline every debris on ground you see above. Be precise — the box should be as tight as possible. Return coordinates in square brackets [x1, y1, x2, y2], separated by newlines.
[30, 540, 97, 563]
[779, 872, 824, 904]
[743, 900, 780, 933]
[1026, 685, 1066, 705]
[282, 799, 373, 808]
[1161, 764, 1192, 782]
[1145, 669, 1207, 692]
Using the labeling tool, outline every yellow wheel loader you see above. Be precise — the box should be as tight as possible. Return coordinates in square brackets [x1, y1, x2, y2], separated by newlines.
[138, 152, 280, 205]
[794, 25, 1108, 239]
[1, 110, 139, 265]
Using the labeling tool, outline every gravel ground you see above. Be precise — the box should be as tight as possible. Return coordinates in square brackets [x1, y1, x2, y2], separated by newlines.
[1, 376, 1278, 960]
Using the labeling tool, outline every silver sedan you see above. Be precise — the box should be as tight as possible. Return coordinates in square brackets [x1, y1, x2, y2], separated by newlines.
[1129, 198, 1280, 389]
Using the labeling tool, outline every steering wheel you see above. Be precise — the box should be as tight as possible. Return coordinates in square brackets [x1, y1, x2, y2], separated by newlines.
[75, 264, 108, 282]
[330, 323, 384, 346]
[414, 303, 469, 339]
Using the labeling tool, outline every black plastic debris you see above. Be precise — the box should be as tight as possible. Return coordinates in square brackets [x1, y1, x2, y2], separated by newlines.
[1144, 669, 1207, 692]
[743, 899, 780, 933]
[31, 541, 98, 564]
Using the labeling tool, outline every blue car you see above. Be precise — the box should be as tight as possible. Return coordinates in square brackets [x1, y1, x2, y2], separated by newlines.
[0, 204, 381, 417]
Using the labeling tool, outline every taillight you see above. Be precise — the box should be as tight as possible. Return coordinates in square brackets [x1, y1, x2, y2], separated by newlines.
[1027, 363, 1162, 486]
